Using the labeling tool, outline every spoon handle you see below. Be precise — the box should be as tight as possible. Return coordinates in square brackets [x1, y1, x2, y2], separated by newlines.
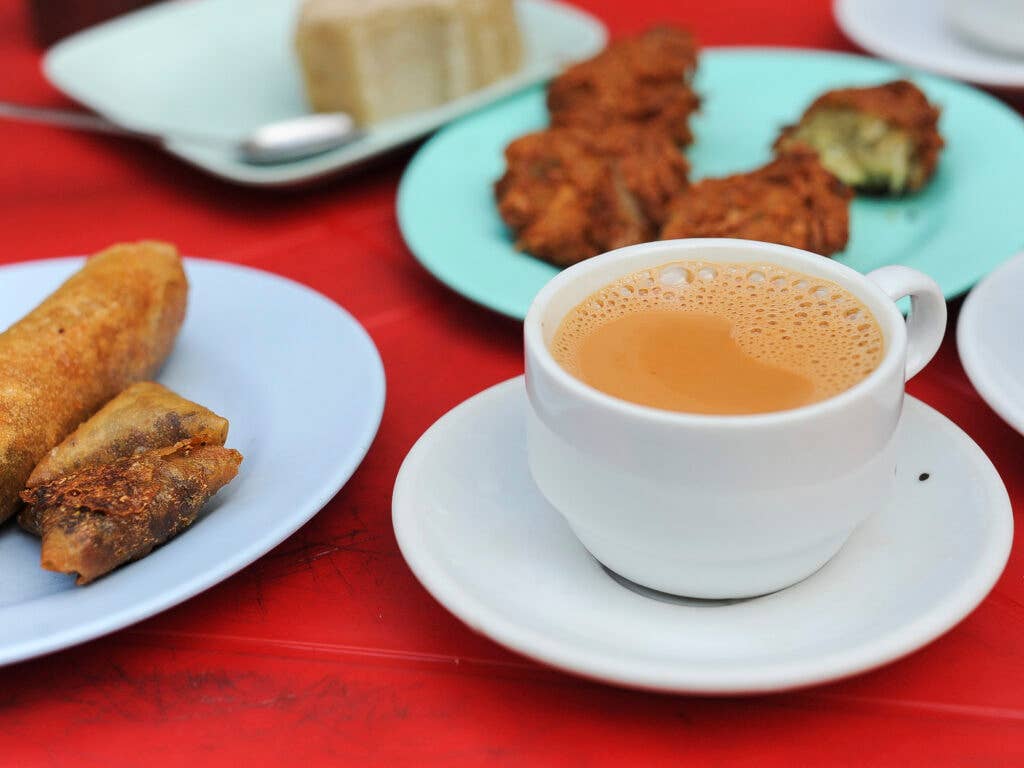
[0, 102, 159, 140]
[0, 102, 234, 149]
[0, 101, 360, 164]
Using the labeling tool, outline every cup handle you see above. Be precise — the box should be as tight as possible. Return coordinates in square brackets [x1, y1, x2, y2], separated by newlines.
[865, 266, 947, 381]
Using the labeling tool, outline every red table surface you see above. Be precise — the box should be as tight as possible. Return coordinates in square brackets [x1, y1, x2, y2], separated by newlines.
[2, 0, 1023, 764]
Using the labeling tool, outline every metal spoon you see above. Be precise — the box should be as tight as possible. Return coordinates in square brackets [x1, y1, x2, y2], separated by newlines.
[0, 102, 361, 164]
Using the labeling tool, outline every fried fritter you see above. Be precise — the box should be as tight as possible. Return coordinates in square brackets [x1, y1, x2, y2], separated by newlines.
[774, 80, 943, 194]
[20, 439, 242, 585]
[547, 26, 700, 146]
[495, 124, 690, 266]
[660, 153, 853, 256]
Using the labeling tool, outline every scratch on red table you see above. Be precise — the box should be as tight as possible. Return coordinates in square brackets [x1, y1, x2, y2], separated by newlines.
[115, 628, 1024, 726]
[122, 629, 542, 676]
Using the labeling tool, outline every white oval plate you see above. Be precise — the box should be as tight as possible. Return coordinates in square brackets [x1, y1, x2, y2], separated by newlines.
[42, 0, 606, 187]
[0, 257, 385, 665]
[393, 378, 1012, 694]
[835, 0, 1024, 89]
[959, 251, 1024, 435]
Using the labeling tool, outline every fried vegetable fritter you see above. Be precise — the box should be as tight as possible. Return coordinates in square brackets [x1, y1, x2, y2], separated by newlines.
[547, 26, 700, 146]
[660, 153, 852, 256]
[495, 124, 690, 266]
[774, 80, 943, 194]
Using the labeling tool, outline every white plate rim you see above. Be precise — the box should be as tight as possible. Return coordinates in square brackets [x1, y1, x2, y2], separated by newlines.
[0, 256, 386, 665]
[392, 377, 1013, 694]
[834, 0, 1024, 89]
[958, 251, 1024, 436]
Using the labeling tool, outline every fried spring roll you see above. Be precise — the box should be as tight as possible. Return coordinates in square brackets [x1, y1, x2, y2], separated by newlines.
[0, 242, 187, 522]
[26, 382, 228, 492]
[20, 439, 242, 584]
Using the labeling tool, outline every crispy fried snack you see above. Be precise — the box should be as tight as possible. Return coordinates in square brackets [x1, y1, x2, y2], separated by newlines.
[26, 382, 228, 494]
[0, 242, 188, 523]
[547, 26, 700, 145]
[20, 439, 242, 584]
[774, 80, 943, 194]
[495, 124, 690, 265]
[660, 153, 853, 256]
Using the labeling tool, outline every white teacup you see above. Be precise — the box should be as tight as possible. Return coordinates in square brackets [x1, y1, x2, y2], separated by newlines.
[524, 238, 947, 599]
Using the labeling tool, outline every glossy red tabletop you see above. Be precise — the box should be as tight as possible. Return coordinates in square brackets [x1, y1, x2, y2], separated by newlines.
[1, 0, 1023, 764]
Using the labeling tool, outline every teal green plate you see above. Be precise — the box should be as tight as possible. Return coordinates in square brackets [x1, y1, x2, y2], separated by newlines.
[398, 48, 1024, 319]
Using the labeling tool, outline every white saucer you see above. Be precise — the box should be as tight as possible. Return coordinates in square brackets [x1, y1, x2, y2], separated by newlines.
[835, 0, 1024, 89]
[959, 251, 1024, 435]
[393, 378, 1012, 694]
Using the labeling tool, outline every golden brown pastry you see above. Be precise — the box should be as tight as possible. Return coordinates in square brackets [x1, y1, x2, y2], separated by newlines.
[774, 80, 943, 194]
[27, 382, 228, 493]
[495, 124, 690, 266]
[660, 153, 853, 256]
[547, 26, 700, 146]
[0, 242, 188, 523]
[20, 439, 242, 585]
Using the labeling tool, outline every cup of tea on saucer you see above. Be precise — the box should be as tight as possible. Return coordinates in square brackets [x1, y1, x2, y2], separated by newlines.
[524, 238, 947, 599]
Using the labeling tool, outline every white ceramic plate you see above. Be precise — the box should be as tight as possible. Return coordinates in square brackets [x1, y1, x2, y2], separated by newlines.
[0, 257, 385, 665]
[392, 378, 1012, 694]
[835, 0, 1024, 89]
[958, 251, 1024, 435]
[42, 0, 606, 187]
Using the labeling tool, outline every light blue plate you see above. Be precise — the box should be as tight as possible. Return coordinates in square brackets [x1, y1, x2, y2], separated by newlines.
[43, 0, 606, 187]
[0, 258, 385, 665]
[398, 48, 1024, 319]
